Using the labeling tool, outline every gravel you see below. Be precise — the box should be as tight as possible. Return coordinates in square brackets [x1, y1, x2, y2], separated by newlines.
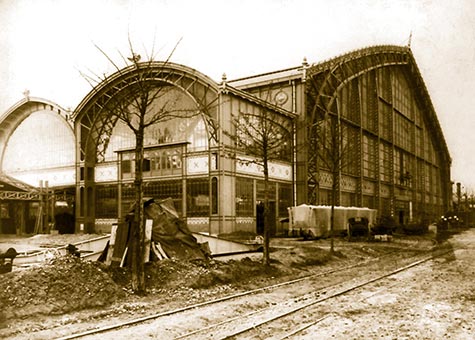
[0, 231, 443, 339]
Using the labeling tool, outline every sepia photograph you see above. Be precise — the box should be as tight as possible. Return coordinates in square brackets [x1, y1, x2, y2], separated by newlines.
[0, 0, 474, 338]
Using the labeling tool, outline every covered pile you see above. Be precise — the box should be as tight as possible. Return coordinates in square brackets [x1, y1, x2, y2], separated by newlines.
[145, 197, 209, 261]
[104, 198, 209, 266]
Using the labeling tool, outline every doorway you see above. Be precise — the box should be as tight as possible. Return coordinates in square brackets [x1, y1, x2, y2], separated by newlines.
[398, 210, 404, 225]
[256, 201, 276, 236]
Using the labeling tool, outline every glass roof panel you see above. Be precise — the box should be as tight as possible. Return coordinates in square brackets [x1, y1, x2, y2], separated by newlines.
[3, 110, 75, 172]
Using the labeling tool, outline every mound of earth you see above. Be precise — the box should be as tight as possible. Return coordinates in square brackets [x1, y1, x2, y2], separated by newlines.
[0, 256, 125, 321]
[0, 240, 335, 323]
[0, 232, 438, 339]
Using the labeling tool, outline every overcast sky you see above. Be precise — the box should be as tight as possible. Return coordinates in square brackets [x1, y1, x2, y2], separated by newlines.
[1, 0, 474, 190]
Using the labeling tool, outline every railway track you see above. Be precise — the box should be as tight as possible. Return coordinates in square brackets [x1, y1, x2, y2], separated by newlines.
[223, 252, 449, 339]
[175, 247, 453, 340]
[56, 243, 449, 340]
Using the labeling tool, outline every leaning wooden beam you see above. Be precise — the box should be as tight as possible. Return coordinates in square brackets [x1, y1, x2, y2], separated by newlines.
[144, 219, 153, 263]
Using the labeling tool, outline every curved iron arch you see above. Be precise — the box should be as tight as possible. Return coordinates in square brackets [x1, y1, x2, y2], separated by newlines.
[73, 61, 220, 164]
[0, 97, 72, 171]
[305, 45, 451, 204]
[307, 45, 410, 125]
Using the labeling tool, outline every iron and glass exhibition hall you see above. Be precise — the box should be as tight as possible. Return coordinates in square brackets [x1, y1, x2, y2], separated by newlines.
[0, 45, 451, 235]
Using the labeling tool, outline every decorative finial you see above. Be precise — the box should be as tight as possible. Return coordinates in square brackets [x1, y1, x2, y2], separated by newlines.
[301, 57, 309, 82]
[408, 31, 413, 48]
[23, 89, 30, 99]
[220, 73, 227, 92]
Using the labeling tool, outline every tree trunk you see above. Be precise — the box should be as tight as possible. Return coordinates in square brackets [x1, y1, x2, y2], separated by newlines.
[131, 127, 146, 294]
[263, 154, 271, 267]
[329, 115, 339, 255]
[330, 180, 336, 254]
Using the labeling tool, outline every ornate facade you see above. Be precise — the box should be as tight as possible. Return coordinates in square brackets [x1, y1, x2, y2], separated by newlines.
[231, 45, 451, 225]
[0, 45, 451, 234]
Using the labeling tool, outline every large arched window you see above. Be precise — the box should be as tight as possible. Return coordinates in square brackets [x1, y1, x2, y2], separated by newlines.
[101, 86, 209, 162]
[3, 110, 75, 172]
[102, 114, 209, 161]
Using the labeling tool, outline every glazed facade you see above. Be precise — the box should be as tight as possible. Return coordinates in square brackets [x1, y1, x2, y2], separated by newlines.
[0, 46, 451, 234]
[232, 46, 451, 225]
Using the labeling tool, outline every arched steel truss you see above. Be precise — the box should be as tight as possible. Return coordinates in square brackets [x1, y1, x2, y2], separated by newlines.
[73, 61, 220, 164]
[305, 45, 451, 204]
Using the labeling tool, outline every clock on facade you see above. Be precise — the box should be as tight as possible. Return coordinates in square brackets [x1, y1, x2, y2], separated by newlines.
[274, 91, 288, 105]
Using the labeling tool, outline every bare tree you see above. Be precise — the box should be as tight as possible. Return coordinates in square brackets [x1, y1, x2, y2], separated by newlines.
[227, 99, 293, 266]
[315, 113, 356, 254]
[82, 40, 211, 293]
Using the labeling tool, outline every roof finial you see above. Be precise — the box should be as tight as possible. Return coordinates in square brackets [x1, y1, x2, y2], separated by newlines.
[302, 57, 309, 82]
[23, 89, 30, 99]
[408, 31, 413, 48]
[220, 73, 227, 92]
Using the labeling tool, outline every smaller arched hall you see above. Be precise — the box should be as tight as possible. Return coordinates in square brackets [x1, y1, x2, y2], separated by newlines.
[0, 45, 451, 235]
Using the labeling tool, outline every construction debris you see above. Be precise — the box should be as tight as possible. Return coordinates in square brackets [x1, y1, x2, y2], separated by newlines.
[101, 197, 209, 267]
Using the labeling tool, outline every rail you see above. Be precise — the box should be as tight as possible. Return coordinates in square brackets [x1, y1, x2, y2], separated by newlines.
[13, 235, 110, 266]
[56, 245, 444, 339]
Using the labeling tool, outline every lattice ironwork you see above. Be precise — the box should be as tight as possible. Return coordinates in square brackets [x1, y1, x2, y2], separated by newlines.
[0, 191, 40, 200]
[74, 62, 220, 164]
[305, 46, 412, 204]
[304, 45, 452, 210]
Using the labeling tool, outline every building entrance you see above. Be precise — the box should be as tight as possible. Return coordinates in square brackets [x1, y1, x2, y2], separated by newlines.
[256, 201, 276, 236]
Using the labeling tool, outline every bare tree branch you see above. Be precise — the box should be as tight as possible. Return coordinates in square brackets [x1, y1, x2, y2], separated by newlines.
[94, 43, 123, 74]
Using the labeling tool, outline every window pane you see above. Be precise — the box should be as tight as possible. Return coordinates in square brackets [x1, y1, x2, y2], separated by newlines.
[96, 185, 118, 218]
[278, 183, 292, 217]
[187, 178, 209, 217]
[256, 180, 276, 202]
[236, 177, 253, 216]
[211, 177, 218, 214]
[121, 180, 183, 217]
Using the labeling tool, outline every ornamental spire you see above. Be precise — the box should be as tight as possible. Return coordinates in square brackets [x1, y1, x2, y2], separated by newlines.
[220, 73, 227, 92]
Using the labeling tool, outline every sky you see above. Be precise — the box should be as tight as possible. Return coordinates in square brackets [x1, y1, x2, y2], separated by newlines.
[0, 0, 474, 190]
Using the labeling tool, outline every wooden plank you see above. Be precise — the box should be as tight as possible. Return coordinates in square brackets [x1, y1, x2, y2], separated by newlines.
[151, 242, 163, 260]
[111, 222, 129, 266]
[34, 205, 43, 234]
[120, 247, 128, 267]
[144, 219, 153, 263]
[105, 223, 118, 266]
[155, 242, 169, 259]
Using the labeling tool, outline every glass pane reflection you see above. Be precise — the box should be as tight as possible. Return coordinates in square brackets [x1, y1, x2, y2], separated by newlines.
[103, 115, 209, 161]
[3, 111, 75, 172]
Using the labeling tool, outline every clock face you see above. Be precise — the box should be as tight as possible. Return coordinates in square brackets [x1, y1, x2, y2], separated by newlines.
[274, 91, 288, 105]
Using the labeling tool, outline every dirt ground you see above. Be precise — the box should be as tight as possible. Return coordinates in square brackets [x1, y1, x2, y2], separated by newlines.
[307, 231, 475, 339]
[0, 228, 469, 339]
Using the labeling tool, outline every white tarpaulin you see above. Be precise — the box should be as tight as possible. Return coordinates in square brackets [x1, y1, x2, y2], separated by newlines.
[288, 204, 378, 237]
